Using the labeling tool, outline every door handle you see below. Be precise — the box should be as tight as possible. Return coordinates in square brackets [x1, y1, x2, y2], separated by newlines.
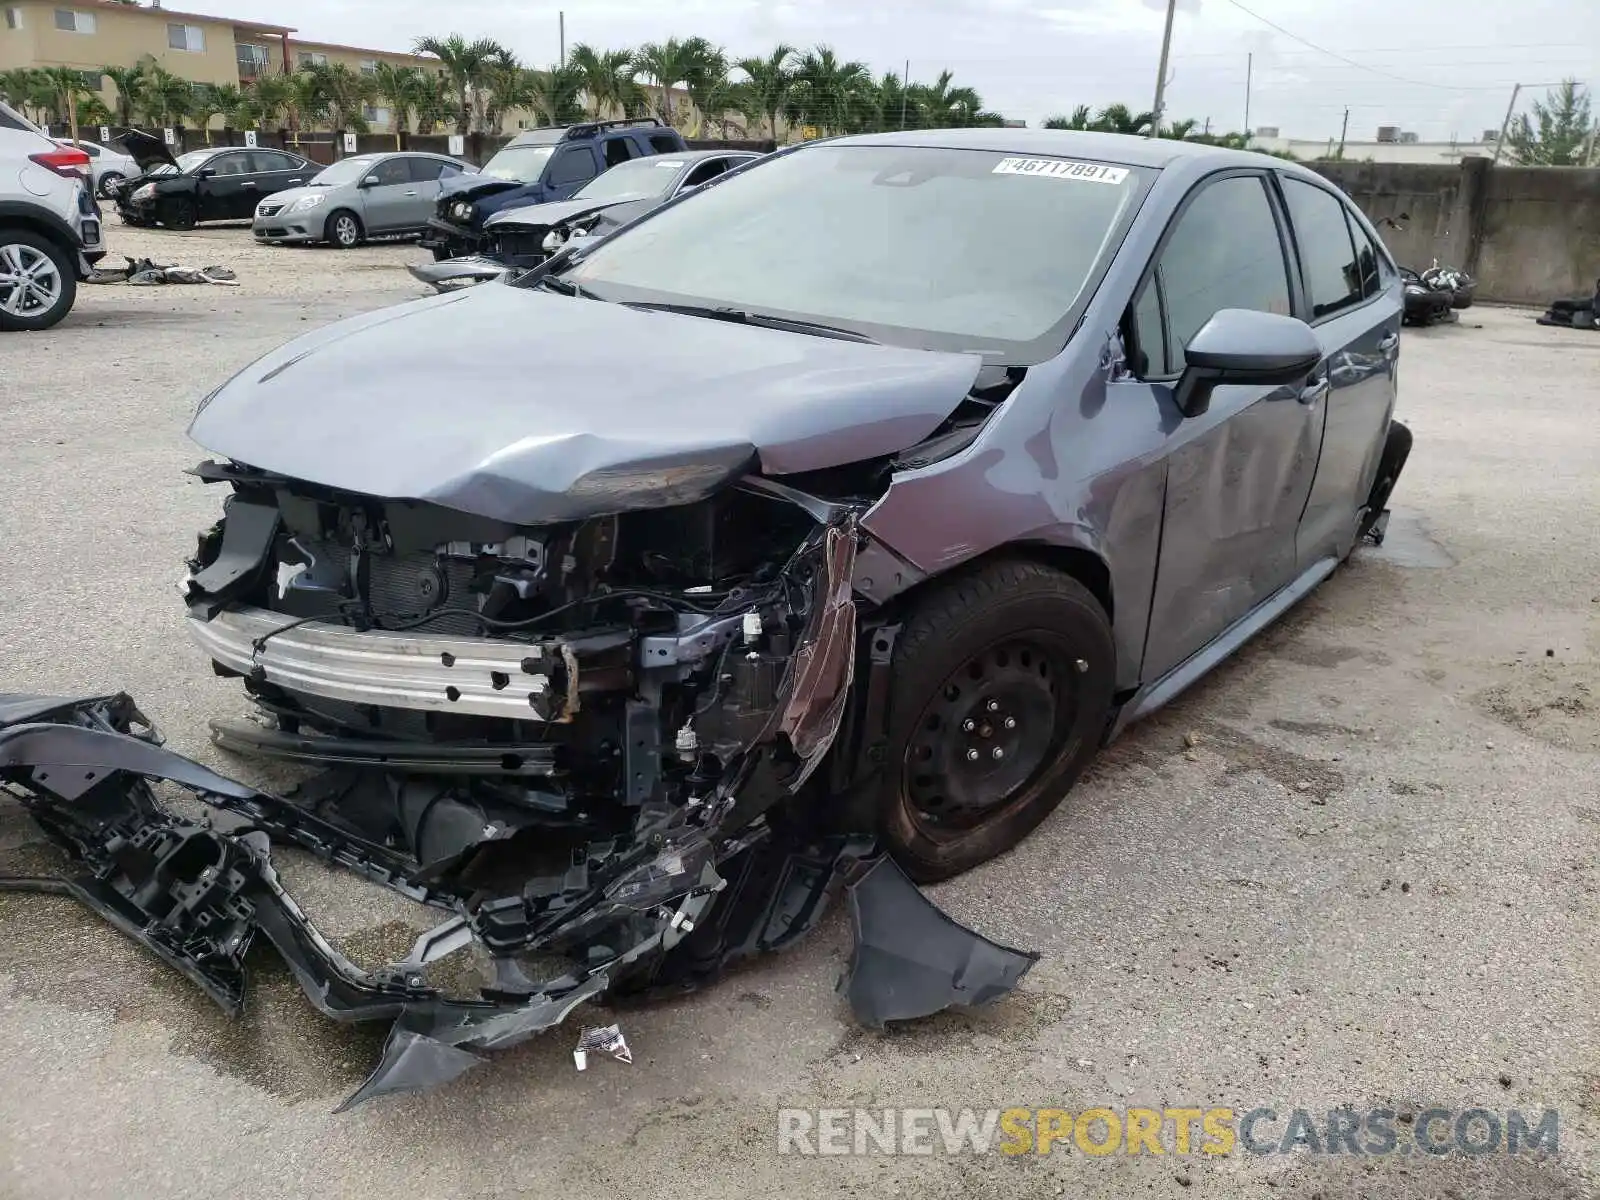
[1298, 374, 1331, 405]
[242, 181, 257, 188]
[1378, 332, 1399, 353]
[288, 178, 302, 183]
[403, 190, 418, 196]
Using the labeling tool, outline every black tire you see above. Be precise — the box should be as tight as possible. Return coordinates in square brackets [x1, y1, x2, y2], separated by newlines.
[326, 209, 364, 249]
[875, 560, 1116, 883]
[431, 244, 453, 262]
[0, 229, 77, 332]
[161, 196, 197, 231]
[98, 172, 125, 199]
[1357, 420, 1413, 543]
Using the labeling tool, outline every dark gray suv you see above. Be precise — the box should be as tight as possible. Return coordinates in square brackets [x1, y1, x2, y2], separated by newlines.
[182, 129, 1409, 884]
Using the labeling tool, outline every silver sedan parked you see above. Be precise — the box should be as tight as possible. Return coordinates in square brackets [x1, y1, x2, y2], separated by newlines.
[253, 151, 477, 248]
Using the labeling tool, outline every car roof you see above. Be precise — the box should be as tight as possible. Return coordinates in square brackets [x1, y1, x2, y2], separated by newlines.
[825, 127, 1308, 174]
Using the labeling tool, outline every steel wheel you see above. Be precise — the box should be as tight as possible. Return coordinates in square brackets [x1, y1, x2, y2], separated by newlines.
[0, 240, 66, 325]
[98, 172, 124, 198]
[905, 636, 1078, 831]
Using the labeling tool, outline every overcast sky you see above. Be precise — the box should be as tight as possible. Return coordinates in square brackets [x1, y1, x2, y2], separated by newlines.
[222, 0, 1598, 143]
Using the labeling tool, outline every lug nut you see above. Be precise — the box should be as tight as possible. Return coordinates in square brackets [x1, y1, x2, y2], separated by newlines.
[992, 747, 1005, 760]
[966, 749, 980, 761]
[986, 699, 1000, 712]
[1004, 717, 1017, 729]
[962, 719, 976, 732]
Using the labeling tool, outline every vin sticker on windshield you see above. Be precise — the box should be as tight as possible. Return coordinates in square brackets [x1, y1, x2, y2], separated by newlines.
[993, 158, 1129, 184]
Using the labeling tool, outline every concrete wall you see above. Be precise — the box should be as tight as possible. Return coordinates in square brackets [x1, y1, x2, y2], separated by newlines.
[1311, 157, 1600, 304]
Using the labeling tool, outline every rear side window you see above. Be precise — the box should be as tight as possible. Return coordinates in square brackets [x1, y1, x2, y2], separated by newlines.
[249, 151, 297, 172]
[1345, 210, 1383, 298]
[1282, 178, 1363, 319]
[648, 133, 679, 154]
[682, 158, 729, 189]
[602, 137, 636, 167]
[1157, 175, 1292, 354]
[548, 146, 597, 187]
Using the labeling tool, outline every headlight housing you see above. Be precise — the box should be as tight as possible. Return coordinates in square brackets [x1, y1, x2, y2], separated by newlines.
[451, 199, 473, 220]
[285, 193, 326, 214]
[131, 183, 156, 202]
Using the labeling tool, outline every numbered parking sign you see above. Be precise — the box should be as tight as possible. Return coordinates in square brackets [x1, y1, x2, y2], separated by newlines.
[448, 134, 465, 156]
[162, 127, 176, 145]
[342, 132, 357, 153]
[244, 130, 258, 148]
[98, 125, 110, 142]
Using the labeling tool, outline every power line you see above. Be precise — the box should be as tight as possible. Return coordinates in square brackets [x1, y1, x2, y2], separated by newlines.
[1170, 41, 1582, 59]
[1215, 0, 1511, 91]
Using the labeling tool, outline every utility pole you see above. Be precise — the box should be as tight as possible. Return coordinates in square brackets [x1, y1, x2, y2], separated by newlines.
[1338, 106, 1349, 158]
[1491, 82, 1522, 165]
[559, 11, 566, 65]
[1243, 52, 1252, 143]
[1150, 0, 1178, 137]
[901, 60, 909, 130]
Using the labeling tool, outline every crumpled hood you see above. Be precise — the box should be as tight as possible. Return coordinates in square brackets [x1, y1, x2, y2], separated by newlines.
[188, 284, 984, 525]
[485, 195, 639, 231]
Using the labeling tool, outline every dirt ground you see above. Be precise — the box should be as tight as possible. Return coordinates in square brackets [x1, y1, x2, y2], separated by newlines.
[0, 223, 1597, 1200]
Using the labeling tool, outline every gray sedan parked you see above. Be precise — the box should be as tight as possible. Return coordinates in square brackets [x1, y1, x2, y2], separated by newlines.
[253, 152, 476, 248]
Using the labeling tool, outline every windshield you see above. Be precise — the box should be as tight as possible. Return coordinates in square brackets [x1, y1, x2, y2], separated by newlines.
[309, 156, 380, 185]
[562, 145, 1148, 360]
[575, 157, 683, 203]
[481, 145, 556, 183]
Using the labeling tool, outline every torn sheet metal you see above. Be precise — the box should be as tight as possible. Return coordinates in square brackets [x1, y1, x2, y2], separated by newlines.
[839, 856, 1040, 1029]
[574, 1023, 632, 1070]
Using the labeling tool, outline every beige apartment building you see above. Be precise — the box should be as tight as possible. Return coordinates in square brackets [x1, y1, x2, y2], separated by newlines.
[0, 0, 438, 132]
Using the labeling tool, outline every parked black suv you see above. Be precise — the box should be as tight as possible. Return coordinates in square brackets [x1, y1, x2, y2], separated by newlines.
[421, 118, 688, 261]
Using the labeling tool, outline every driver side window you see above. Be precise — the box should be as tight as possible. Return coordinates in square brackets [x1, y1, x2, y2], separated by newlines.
[1127, 174, 1293, 380]
[208, 153, 249, 176]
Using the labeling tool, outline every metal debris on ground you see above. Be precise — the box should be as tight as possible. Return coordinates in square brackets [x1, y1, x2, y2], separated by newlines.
[88, 257, 239, 286]
[574, 1024, 633, 1070]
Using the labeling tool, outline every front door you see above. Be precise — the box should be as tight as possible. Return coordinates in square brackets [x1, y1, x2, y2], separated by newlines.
[1277, 176, 1403, 567]
[544, 145, 598, 200]
[356, 156, 416, 232]
[1135, 172, 1327, 679]
[195, 150, 255, 220]
[399, 157, 450, 230]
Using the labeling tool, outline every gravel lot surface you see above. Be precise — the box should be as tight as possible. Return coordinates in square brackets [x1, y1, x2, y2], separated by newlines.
[1, 224, 1597, 1199]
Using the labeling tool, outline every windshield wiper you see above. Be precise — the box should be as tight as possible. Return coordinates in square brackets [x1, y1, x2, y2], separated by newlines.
[534, 274, 598, 299]
[622, 302, 878, 345]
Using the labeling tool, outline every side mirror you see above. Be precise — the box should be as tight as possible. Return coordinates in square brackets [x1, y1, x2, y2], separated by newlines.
[1173, 309, 1321, 418]
[197, 167, 216, 179]
[358, 175, 379, 188]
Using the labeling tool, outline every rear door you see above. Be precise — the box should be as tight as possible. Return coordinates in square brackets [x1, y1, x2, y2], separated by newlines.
[401, 157, 450, 229]
[245, 150, 311, 211]
[1277, 175, 1403, 566]
[1133, 172, 1327, 677]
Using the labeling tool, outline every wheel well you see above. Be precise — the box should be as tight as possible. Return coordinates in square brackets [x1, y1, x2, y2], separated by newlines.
[0, 215, 75, 261]
[328, 208, 362, 231]
[874, 542, 1114, 626]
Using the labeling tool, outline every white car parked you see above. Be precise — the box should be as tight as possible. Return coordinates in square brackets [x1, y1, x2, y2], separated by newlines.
[54, 137, 142, 199]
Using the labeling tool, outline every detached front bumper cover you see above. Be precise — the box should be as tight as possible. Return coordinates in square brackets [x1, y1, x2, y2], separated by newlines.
[0, 691, 1040, 1110]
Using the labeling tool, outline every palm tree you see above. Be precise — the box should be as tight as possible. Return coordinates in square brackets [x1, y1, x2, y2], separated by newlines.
[910, 69, 983, 128]
[479, 50, 529, 135]
[245, 72, 293, 131]
[371, 63, 422, 146]
[414, 73, 452, 134]
[634, 38, 694, 125]
[313, 63, 377, 133]
[1160, 117, 1198, 140]
[38, 66, 95, 141]
[77, 93, 113, 129]
[1091, 103, 1155, 135]
[567, 44, 638, 120]
[1043, 105, 1093, 131]
[681, 37, 729, 131]
[188, 83, 227, 142]
[736, 46, 794, 142]
[0, 69, 53, 126]
[527, 65, 585, 128]
[101, 63, 147, 127]
[287, 67, 329, 132]
[790, 46, 871, 136]
[140, 65, 196, 128]
[412, 34, 505, 133]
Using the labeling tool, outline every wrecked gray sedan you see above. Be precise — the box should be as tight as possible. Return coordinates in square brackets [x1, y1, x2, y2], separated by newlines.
[81, 129, 1412, 1101]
